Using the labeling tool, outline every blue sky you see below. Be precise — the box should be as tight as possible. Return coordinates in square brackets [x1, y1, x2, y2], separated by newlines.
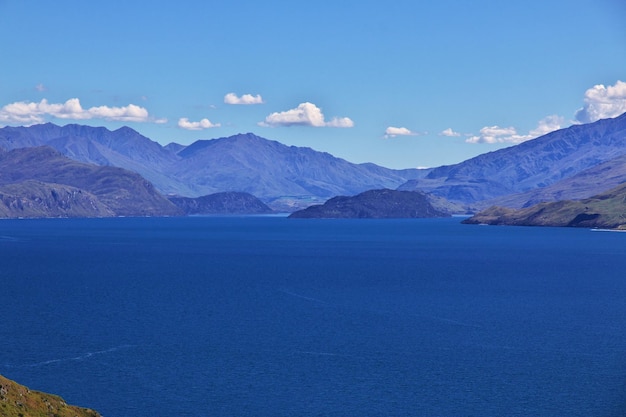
[1, 0, 625, 169]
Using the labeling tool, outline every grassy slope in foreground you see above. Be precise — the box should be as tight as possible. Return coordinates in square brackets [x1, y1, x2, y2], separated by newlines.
[0, 374, 101, 417]
[463, 182, 626, 229]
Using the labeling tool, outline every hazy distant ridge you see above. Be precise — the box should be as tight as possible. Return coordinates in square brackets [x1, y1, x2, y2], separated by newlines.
[2, 114, 626, 214]
[399, 113, 626, 206]
[0, 125, 424, 210]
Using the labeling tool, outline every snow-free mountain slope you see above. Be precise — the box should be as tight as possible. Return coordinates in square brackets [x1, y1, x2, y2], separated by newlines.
[171, 133, 422, 202]
[3, 115, 626, 211]
[399, 113, 626, 204]
[0, 125, 423, 209]
[0, 146, 181, 217]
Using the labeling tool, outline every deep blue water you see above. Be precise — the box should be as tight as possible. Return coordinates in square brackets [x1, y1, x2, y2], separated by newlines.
[0, 216, 625, 416]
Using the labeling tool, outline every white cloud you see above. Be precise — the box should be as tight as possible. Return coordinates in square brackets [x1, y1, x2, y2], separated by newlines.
[466, 126, 521, 144]
[575, 80, 626, 123]
[384, 126, 418, 138]
[466, 115, 564, 144]
[87, 103, 150, 122]
[439, 128, 461, 137]
[326, 116, 355, 128]
[224, 92, 264, 105]
[177, 117, 220, 130]
[259, 102, 354, 128]
[528, 115, 564, 137]
[0, 98, 154, 125]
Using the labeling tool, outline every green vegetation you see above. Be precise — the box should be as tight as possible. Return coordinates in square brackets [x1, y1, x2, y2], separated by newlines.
[0, 374, 101, 417]
[464, 182, 626, 229]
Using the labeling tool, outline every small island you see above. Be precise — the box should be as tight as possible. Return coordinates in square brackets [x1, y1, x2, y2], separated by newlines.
[168, 191, 274, 215]
[289, 189, 452, 219]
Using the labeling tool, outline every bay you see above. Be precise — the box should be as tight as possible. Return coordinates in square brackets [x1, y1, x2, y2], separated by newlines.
[0, 217, 625, 416]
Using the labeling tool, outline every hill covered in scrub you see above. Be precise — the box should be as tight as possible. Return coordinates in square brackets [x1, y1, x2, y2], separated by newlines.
[168, 191, 274, 215]
[463, 182, 626, 229]
[0, 374, 101, 417]
[0, 146, 182, 218]
[289, 189, 451, 219]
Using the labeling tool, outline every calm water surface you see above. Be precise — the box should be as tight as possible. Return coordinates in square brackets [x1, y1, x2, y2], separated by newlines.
[0, 217, 625, 416]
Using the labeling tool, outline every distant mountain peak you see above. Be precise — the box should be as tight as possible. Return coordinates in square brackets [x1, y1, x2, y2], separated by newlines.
[113, 125, 140, 134]
[177, 132, 282, 159]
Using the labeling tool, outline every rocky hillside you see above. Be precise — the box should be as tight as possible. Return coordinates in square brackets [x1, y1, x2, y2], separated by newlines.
[168, 191, 274, 215]
[480, 152, 626, 209]
[0, 180, 115, 218]
[289, 189, 451, 219]
[0, 146, 182, 218]
[463, 182, 626, 229]
[0, 374, 101, 417]
[169, 133, 424, 209]
[0, 123, 187, 195]
[399, 113, 626, 205]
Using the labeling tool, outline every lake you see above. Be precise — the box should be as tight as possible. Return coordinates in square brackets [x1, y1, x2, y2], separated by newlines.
[0, 216, 625, 416]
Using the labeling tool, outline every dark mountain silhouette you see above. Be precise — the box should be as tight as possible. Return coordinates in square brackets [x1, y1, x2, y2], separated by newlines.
[289, 189, 451, 219]
[168, 192, 274, 215]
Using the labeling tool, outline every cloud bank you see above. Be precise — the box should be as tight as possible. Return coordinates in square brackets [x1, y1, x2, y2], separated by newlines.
[177, 117, 221, 130]
[466, 115, 564, 144]
[384, 126, 418, 138]
[224, 93, 264, 105]
[0, 98, 156, 125]
[260, 102, 354, 128]
[574, 80, 626, 123]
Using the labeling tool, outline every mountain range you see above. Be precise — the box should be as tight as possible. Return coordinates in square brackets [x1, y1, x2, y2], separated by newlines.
[1, 112, 625, 219]
[0, 125, 424, 211]
[398, 113, 626, 208]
